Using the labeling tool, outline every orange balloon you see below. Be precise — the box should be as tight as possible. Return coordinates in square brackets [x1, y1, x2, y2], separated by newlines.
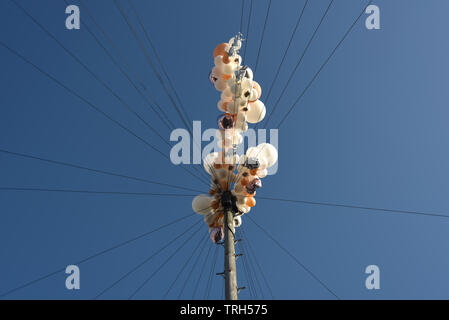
[222, 74, 232, 80]
[214, 163, 222, 170]
[222, 54, 230, 64]
[213, 43, 228, 58]
[244, 191, 255, 197]
[241, 177, 249, 186]
[250, 169, 258, 176]
[246, 197, 256, 207]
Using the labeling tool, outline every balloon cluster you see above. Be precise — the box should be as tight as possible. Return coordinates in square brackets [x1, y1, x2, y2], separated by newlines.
[193, 34, 278, 243]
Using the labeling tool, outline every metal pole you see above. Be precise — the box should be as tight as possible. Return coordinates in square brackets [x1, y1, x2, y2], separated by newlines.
[224, 209, 238, 300]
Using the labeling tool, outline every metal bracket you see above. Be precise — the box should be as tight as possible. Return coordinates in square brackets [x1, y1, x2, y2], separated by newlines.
[237, 286, 247, 293]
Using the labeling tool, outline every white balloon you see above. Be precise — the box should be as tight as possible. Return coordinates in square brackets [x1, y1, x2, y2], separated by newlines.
[249, 88, 258, 102]
[247, 100, 266, 123]
[257, 143, 278, 167]
[223, 63, 235, 75]
[244, 67, 253, 80]
[238, 204, 251, 214]
[214, 79, 227, 91]
[222, 87, 232, 98]
[246, 146, 259, 158]
[258, 156, 268, 170]
[203, 152, 219, 174]
[241, 78, 253, 91]
[214, 55, 224, 67]
[217, 100, 227, 112]
[192, 195, 213, 215]
[212, 66, 223, 77]
[257, 168, 268, 178]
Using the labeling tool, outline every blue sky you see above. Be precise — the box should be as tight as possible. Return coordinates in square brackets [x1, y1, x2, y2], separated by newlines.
[1, 0, 449, 299]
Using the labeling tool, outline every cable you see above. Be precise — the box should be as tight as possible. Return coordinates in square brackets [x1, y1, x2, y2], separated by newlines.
[163, 232, 208, 299]
[0, 212, 196, 298]
[76, 0, 175, 131]
[114, 0, 191, 133]
[115, 0, 212, 183]
[0, 148, 202, 193]
[128, 223, 203, 299]
[263, 0, 334, 129]
[277, 0, 373, 128]
[94, 219, 201, 299]
[0, 40, 210, 188]
[236, 229, 256, 299]
[240, 228, 265, 299]
[253, 0, 272, 75]
[240, 0, 245, 32]
[258, 195, 449, 219]
[128, 0, 192, 130]
[204, 244, 219, 300]
[241, 226, 274, 299]
[0, 187, 197, 198]
[177, 232, 209, 299]
[13, 0, 170, 149]
[242, 0, 253, 63]
[192, 242, 212, 299]
[262, 0, 309, 105]
[248, 215, 340, 299]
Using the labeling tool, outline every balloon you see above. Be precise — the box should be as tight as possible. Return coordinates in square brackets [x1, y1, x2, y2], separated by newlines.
[229, 55, 242, 67]
[214, 55, 224, 67]
[204, 213, 216, 226]
[238, 204, 251, 214]
[203, 152, 219, 174]
[210, 227, 224, 243]
[209, 71, 218, 84]
[241, 78, 253, 91]
[214, 79, 227, 91]
[222, 87, 232, 98]
[192, 195, 213, 214]
[217, 100, 227, 112]
[247, 100, 266, 123]
[213, 43, 229, 58]
[257, 143, 278, 167]
[223, 63, 235, 75]
[246, 197, 256, 207]
[257, 168, 268, 178]
[244, 67, 253, 80]
[246, 146, 259, 158]
[249, 81, 262, 102]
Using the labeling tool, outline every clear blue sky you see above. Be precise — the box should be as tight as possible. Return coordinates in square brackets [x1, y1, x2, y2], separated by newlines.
[1, 0, 449, 299]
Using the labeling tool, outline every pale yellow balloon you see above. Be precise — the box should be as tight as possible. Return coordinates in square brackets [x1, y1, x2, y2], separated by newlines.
[192, 195, 213, 215]
[247, 100, 266, 123]
[257, 143, 278, 167]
